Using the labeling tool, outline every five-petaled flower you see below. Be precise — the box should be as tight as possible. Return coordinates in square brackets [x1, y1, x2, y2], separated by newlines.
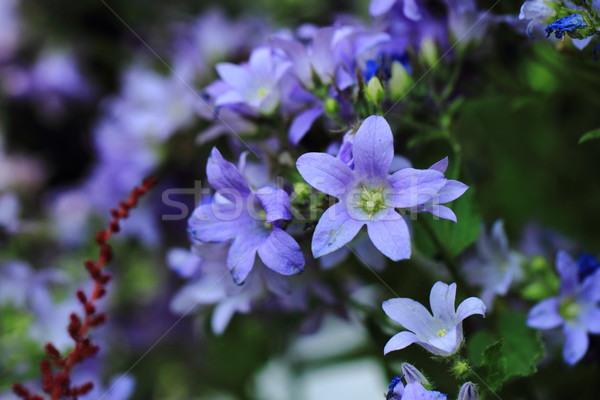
[527, 251, 600, 365]
[189, 147, 304, 284]
[383, 281, 486, 356]
[297, 115, 453, 261]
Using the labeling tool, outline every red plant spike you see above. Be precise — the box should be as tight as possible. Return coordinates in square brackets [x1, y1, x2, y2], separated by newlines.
[12, 177, 157, 400]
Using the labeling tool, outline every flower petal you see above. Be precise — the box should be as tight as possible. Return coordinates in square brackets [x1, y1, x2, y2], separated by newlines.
[437, 180, 469, 204]
[403, 382, 447, 400]
[189, 203, 248, 242]
[556, 251, 579, 295]
[527, 297, 562, 329]
[257, 227, 305, 276]
[207, 147, 251, 200]
[456, 296, 487, 322]
[382, 298, 437, 338]
[403, 0, 422, 21]
[216, 63, 252, 92]
[227, 229, 267, 284]
[579, 270, 600, 304]
[366, 212, 411, 261]
[311, 202, 364, 258]
[389, 168, 446, 208]
[425, 324, 461, 356]
[255, 186, 292, 222]
[289, 106, 323, 145]
[429, 205, 457, 222]
[296, 152, 355, 197]
[428, 157, 448, 173]
[369, 0, 397, 16]
[584, 308, 600, 334]
[384, 331, 418, 354]
[353, 116, 394, 180]
[563, 325, 589, 365]
[429, 282, 457, 322]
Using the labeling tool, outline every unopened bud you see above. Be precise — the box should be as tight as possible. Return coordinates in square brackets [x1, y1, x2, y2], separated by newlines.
[388, 61, 413, 100]
[365, 76, 385, 104]
[420, 37, 438, 68]
[324, 97, 340, 115]
[458, 382, 479, 400]
[401, 363, 430, 388]
[452, 360, 470, 378]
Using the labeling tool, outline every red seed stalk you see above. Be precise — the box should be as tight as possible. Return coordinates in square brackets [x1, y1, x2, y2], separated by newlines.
[12, 177, 157, 400]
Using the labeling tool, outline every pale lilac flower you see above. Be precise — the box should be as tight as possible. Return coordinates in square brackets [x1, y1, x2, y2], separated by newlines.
[0, 192, 20, 233]
[527, 251, 600, 365]
[168, 242, 289, 334]
[461, 220, 524, 309]
[383, 281, 486, 356]
[519, 0, 556, 36]
[214, 47, 291, 115]
[297, 115, 451, 261]
[189, 147, 304, 284]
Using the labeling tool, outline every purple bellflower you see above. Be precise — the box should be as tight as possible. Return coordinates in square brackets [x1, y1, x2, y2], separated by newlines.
[297, 115, 452, 261]
[383, 281, 486, 356]
[461, 220, 524, 309]
[527, 251, 600, 365]
[189, 147, 304, 284]
[214, 47, 291, 115]
[519, 0, 556, 36]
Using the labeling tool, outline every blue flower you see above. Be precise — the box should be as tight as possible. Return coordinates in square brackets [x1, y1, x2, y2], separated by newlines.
[383, 281, 486, 356]
[577, 253, 600, 282]
[527, 251, 600, 364]
[297, 115, 450, 261]
[545, 14, 587, 39]
[386, 376, 404, 400]
[189, 147, 304, 284]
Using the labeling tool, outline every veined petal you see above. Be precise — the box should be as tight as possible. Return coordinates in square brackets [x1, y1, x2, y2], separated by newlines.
[255, 186, 292, 222]
[585, 308, 600, 334]
[382, 298, 437, 338]
[311, 202, 364, 258]
[430, 282, 457, 322]
[527, 297, 562, 329]
[289, 106, 323, 145]
[384, 331, 418, 354]
[563, 326, 589, 365]
[579, 270, 600, 304]
[189, 203, 247, 242]
[556, 251, 579, 295]
[227, 230, 267, 284]
[269, 38, 312, 87]
[437, 180, 469, 204]
[296, 152, 355, 197]
[456, 296, 486, 322]
[353, 116, 394, 180]
[207, 147, 251, 200]
[257, 227, 305, 276]
[366, 213, 411, 261]
[389, 169, 446, 208]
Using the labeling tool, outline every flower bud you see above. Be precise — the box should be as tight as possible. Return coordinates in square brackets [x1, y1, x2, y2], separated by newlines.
[324, 96, 340, 115]
[386, 376, 404, 400]
[458, 382, 479, 400]
[401, 363, 430, 388]
[452, 360, 470, 378]
[420, 37, 438, 68]
[365, 76, 385, 104]
[388, 61, 413, 101]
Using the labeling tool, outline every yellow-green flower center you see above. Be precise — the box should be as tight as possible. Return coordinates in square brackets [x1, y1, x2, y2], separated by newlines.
[355, 186, 386, 218]
[257, 87, 268, 99]
[437, 329, 447, 337]
[559, 296, 581, 322]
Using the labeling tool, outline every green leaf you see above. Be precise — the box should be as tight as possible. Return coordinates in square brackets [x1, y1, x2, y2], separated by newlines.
[476, 340, 507, 391]
[468, 330, 496, 366]
[497, 311, 545, 379]
[578, 128, 600, 144]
